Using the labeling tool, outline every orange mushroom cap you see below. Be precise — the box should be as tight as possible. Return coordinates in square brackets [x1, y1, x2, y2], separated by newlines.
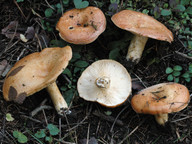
[3, 46, 72, 104]
[111, 10, 173, 43]
[131, 83, 190, 115]
[56, 6, 106, 44]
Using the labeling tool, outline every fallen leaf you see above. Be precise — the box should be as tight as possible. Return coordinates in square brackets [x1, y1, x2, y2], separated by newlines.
[25, 26, 35, 40]
[1, 21, 20, 39]
[6, 113, 14, 121]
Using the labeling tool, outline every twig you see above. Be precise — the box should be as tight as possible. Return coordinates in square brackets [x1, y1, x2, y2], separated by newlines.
[30, 105, 53, 117]
[13, 0, 27, 19]
[171, 116, 192, 123]
[92, 111, 124, 126]
[132, 73, 147, 88]
[175, 51, 192, 61]
[45, 0, 55, 10]
[20, 115, 42, 123]
[86, 124, 90, 144]
[66, 116, 88, 132]
[119, 126, 139, 144]
[110, 105, 128, 132]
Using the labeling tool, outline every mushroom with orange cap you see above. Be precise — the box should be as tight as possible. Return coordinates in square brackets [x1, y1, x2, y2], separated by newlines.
[111, 10, 173, 63]
[77, 59, 132, 107]
[3, 46, 72, 115]
[56, 6, 106, 44]
[131, 83, 190, 125]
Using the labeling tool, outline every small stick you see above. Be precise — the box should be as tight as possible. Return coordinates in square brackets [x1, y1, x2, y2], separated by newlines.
[31, 105, 53, 117]
[86, 124, 90, 144]
[20, 115, 42, 123]
[13, 0, 27, 19]
[119, 126, 139, 144]
[110, 106, 127, 132]
[175, 51, 192, 61]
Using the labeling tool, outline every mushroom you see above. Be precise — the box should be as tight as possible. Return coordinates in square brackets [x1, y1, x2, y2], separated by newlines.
[131, 83, 190, 125]
[77, 59, 132, 107]
[111, 10, 173, 63]
[56, 6, 106, 44]
[3, 46, 72, 115]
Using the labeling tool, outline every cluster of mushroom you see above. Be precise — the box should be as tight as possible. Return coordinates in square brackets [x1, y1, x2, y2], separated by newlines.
[2, 6, 190, 126]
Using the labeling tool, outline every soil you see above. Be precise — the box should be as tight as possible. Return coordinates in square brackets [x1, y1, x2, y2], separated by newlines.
[0, 1, 192, 144]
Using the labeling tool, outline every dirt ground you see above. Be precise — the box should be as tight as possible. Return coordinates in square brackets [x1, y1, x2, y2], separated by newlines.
[0, 0, 192, 144]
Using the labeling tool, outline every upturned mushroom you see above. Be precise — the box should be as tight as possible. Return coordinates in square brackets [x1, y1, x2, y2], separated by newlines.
[77, 59, 132, 107]
[3, 46, 72, 115]
[131, 83, 190, 125]
[56, 6, 106, 44]
[111, 10, 173, 63]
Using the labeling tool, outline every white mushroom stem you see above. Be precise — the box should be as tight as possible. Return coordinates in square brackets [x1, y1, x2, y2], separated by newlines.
[95, 76, 110, 88]
[126, 35, 148, 63]
[154, 113, 168, 126]
[46, 82, 68, 115]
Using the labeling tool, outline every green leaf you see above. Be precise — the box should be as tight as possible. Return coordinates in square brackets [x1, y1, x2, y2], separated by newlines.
[45, 136, 53, 142]
[71, 52, 81, 62]
[63, 68, 72, 77]
[174, 77, 180, 83]
[182, 72, 190, 78]
[60, 86, 67, 91]
[56, 3, 61, 9]
[161, 9, 172, 16]
[17, 0, 24, 2]
[174, 4, 185, 12]
[185, 77, 191, 82]
[47, 124, 60, 136]
[173, 65, 182, 71]
[189, 64, 192, 72]
[63, 0, 70, 5]
[165, 67, 173, 74]
[6, 113, 14, 121]
[74, 60, 89, 68]
[63, 89, 75, 106]
[49, 40, 67, 47]
[109, 48, 120, 60]
[45, 8, 54, 17]
[73, 0, 89, 9]
[181, 0, 190, 6]
[173, 71, 181, 77]
[73, 67, 82, 74]
[167, 74, 174, 81]
[34, 130, 46, 138]
[186, 7, 192, 15]
[110, 0, 119, 4]
[13, 131, 28, 143]
[188, 41, 192, 49]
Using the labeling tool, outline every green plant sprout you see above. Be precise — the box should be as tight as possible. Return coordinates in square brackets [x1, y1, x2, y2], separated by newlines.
[34, 124, 60, 143]
[166, 64, 192, 83]
[73, 0, 89, 9]
[13, 130, 28, 143]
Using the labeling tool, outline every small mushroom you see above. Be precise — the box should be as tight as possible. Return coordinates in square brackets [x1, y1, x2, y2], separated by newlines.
[3, 46, 72, 115]
[111, 10, 173, 63]
[56, 6, 106, 44]
[77, 60, 132, 107]
[131, 83, 190, 125]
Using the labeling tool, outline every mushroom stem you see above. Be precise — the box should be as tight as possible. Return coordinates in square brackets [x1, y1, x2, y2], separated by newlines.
[95, 76, 110, 88]
[126, 35, 148, 63]
[154, 113, 168, 125]
[46, 82, 68, 115]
